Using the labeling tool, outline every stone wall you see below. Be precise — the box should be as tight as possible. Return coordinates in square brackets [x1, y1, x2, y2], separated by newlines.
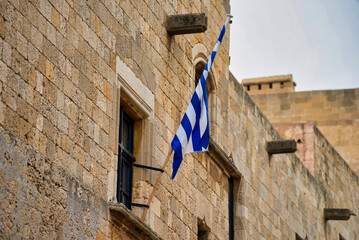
[0, 0, 232, 239]
[0, 126, 107, 239]
[265, 122, 359, 239]
[312, 126, 359, 240]
[275, 123, 315, 175]
[249, 89, 359, 174]
[227, 74, 359, 240]
[1, 0, 359, 240]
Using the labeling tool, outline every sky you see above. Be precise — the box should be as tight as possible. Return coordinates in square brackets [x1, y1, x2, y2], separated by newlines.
[229, 0, 359, 91]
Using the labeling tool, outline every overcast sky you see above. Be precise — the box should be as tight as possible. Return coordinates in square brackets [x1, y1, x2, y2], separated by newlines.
[229, 0, 359, 91]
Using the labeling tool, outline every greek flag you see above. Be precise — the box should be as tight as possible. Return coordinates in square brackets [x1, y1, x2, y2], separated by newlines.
[171, 16, 232, 179]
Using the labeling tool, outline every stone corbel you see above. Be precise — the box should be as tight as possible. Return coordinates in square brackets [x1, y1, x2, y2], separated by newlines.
[324, 208, 356, 221]
[266, 140, 297, 155]
[166, 13, 207, 35]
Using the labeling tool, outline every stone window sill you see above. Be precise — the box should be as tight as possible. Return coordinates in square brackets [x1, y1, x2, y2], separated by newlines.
[108, 202, 162, 240]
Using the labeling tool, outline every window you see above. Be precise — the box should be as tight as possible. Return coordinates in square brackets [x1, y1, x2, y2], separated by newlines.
[195, 61, 213, 92]
[110, 57, 155, 213]
[117, 107, 136, 209]
[295, 233, 307, 240]
[197, 218, 210, 240]
[194, 61, 216, 133]
[247, 85, 250, 91]
[258, 84, 262, 90]
[195, 63, 202, 86]
[269, 83, 273, 89]
[229, 177, 234, 240]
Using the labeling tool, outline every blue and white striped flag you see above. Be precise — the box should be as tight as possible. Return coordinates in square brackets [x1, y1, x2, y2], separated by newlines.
[171, 15, 232, 179]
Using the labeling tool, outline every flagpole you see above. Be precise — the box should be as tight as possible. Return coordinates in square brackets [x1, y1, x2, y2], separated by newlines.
[141, 148, 173, 221]
[141, 14, 233, 221]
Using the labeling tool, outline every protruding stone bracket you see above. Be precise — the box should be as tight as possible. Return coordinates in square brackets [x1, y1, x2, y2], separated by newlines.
[266, 140, 297, 154]
[324, 208, 356, 221]
[166, 13, 207, 35]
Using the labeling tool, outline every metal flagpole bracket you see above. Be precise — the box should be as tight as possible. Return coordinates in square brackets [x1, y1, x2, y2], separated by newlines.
[132, 203, 150, 208]
[227, 14, 233, 24]
[226, 15, 233, 25]
[133, 163, 164, 173]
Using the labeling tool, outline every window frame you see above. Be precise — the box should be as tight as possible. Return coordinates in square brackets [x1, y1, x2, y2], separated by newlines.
[109, 57, 155, 210]
[117, 107, 136, 209]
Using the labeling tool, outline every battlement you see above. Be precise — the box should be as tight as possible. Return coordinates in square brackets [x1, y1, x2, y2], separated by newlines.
[242, 74, 296, 95]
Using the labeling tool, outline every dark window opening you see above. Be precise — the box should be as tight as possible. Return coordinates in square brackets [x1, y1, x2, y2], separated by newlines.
[269, 83, 273, 89]
[117, 107, 136, 209]
[197, 219, 210, 240]
[195, 62, 214, 124]
[295, 233, 308, 240]
[195, 62, 208, 87]
[195, 62, 213, 93]
[229, 178, 234, 240]
[195, 64, 203, 87]
[280, 81, 284, 88]
[258, 84, 262, 90]
[247, 85, 250, 91]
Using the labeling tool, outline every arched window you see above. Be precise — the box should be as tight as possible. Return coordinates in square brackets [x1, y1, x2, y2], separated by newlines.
[194, 60, 216, 134]
[194, 61, 214, 93]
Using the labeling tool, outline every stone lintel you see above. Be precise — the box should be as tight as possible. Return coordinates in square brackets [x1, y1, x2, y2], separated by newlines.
[166, 13, 207, 35]
[208, 139, 241, 178]
[109, 202, 162, 240]
[324, 208, 356, 221]
[266, 140, 297, 154]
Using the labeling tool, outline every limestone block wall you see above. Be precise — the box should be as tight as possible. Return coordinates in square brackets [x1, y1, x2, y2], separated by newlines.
[226, 74, 359, 240]
[312, 126, 359, 240]
[249, 89, 359, 174]
[275, 123, 315, 175]
[0, 0, 233, 239]
[261, 122, 359, 239]
[1, 0, 359, 240]
[0, 126, 108, 239]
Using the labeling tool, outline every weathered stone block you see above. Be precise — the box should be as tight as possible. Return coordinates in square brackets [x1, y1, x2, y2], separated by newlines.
[166, 13, 207, 36]
[0, 16, 4, 39]
[266, 140, 297, 154]
[324, 208, 356, 221]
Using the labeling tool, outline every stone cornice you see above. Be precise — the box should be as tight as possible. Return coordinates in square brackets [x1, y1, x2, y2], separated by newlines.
[207, 139, 241, 178]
